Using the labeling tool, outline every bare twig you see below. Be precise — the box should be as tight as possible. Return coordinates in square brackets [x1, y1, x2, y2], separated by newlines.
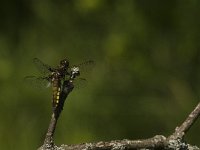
[61, 135, 167, 150]
[43, 113, 58, 149]
[169, 102, 200, 139]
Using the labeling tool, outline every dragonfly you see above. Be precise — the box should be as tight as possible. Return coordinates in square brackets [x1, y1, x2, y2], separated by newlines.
[25, 58, 94, 109]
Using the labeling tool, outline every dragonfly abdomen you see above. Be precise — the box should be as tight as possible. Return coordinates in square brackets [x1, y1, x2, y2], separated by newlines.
[52, 78, 61, 108]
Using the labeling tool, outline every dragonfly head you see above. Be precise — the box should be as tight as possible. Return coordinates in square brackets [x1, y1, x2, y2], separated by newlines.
[70, 66, 80, 79]
[60, 59, 69, 69]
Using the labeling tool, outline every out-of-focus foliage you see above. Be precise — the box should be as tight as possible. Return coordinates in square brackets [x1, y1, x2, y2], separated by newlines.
[0, 0, 200, 149]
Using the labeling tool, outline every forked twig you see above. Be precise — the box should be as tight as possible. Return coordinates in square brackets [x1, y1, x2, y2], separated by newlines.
[38, 79, 200, 150]
[52, 102, 200, 150]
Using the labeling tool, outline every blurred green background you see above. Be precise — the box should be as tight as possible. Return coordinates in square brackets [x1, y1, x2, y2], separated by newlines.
[0, 0, 200, 149]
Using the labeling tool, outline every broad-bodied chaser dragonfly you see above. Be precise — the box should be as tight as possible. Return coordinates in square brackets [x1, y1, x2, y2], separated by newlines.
[25, 58, 94, 109]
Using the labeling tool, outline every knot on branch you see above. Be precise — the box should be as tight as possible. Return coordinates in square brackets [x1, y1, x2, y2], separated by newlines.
[168, 138, 188, 150]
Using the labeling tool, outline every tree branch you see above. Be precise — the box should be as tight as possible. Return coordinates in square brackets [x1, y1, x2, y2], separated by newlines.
[169, 102, 200, 139]
[61, 135, 167, 150]
[38, 102, 200, 150]
[37, 71, 200, 150]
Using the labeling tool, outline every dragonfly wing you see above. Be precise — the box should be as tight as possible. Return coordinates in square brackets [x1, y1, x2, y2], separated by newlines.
[24, 76, 51, 89]
[72, 60, 95, 75]
[72, 77, 87, 89]
[33, 58, 53, 75]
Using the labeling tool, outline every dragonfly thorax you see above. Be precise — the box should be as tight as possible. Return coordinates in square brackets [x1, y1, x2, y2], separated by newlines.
[51, 71, 62, 79]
